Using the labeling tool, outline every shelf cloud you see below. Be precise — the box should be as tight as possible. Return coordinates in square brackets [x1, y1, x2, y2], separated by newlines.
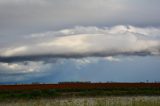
[0, 25, 160, 63]
[1, 0, 160, 83]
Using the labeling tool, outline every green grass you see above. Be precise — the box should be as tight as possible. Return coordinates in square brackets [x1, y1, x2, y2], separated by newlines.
[0, 87, 160, 101]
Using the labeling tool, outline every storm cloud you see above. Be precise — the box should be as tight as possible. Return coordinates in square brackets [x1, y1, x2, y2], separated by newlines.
[0, 25, 160, 63]
[0, 0, 160, 83]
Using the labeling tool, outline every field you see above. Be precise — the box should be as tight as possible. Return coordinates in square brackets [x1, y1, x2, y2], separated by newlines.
[1, 82, 160, 90]
[0, 83, 160, 98]
[0, 96, 160, 106]
[0, 82, 160, 105]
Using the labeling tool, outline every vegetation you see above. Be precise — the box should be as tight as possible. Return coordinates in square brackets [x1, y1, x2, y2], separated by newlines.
[0, 82, 160, 101]
[0, 83, 160, 106]
[0, 87, 160, 101]
[0, 96, 160, 106]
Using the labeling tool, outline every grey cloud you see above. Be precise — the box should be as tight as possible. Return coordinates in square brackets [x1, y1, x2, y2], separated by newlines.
[0, 0, 160, 37]
[0, 52, 154, 63]
[0, 25, 160, 63]
[0, 60, 54, 82]
[1, 0, 160, 83]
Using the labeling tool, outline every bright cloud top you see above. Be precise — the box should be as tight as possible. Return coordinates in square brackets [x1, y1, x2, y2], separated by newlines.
[0, 25, 160, 63]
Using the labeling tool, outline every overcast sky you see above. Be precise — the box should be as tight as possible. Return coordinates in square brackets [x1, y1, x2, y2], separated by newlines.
[0, 0, 160, 84]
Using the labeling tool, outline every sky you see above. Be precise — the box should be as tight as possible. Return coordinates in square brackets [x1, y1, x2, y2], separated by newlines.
[0, 0, 160, 84]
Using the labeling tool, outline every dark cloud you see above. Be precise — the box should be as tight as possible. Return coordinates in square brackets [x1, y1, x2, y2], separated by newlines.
[0, 51, 153, 63]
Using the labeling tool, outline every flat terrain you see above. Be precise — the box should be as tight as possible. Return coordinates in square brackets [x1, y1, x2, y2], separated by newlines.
[0, 82, 160, 90]
[0, 96, 160, 106]
[0, 82, 160, 101]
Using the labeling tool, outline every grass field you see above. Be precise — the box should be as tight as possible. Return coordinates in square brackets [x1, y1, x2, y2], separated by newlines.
[0, 83, 160, 106]
[0, 83, 160, 101]
[0, 87, 160, 101]
[0, 96, 160, 106]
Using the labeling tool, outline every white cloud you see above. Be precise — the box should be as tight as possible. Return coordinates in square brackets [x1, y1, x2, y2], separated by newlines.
[0, 25, 159, 59]
[0, 61, 50, 73]
[0, 46, 27, 57]
[105, 56, 120, 62]
[0, 61, 54, 82]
